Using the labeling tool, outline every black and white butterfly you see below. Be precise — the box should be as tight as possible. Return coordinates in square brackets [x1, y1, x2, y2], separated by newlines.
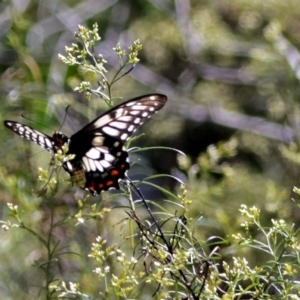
[4, 94, 167, 196]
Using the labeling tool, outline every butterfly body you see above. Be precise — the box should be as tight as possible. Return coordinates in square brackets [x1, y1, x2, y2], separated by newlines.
[4, 94, 167, 196]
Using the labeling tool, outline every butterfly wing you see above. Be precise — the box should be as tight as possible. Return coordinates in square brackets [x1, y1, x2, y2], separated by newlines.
[73, 94, 168, 138]
[4, 121, 56, 153]
[66, 94, 167, 195]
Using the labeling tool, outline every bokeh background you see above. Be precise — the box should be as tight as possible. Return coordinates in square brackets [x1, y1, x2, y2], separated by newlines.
[1, 0, 300, 298]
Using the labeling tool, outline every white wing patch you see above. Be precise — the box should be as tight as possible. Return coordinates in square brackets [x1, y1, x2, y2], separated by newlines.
[118, 116, 133, 122]
[100, 160, 111, 168]
[92, 136, 105, 146]
[129, 111, 140, 115]
[89, 159, 96, 172]
[86, 147, 101, 159]
[131, 105, 148, 110]
[94, 160, 104, 172]
[92, 114, 112, 128]
[102, 126, 120, 136]
[46, 139, 52, 148]
[96, 146, 109, 153]
[104, 153, 115, 162]
[110, 121, 128, 130]
[128, 125, 135, 132]
[82, 157, 90, 170]
[121, 133, 128, 140]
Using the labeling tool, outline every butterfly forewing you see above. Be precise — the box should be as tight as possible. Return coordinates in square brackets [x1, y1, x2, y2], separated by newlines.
[73, 94, 167, 141]
[4, 121, 56, 153]
[4, 94, 167, 196]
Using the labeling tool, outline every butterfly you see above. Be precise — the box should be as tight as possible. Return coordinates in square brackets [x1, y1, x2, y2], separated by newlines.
[4, 94, 167, 196]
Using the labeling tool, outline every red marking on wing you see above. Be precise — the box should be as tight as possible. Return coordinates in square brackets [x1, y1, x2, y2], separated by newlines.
[110, 169, 119, 176]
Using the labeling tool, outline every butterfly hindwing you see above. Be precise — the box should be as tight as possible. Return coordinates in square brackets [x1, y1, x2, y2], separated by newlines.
[64, 132, 130, 195]
[4, 94, 167, 196]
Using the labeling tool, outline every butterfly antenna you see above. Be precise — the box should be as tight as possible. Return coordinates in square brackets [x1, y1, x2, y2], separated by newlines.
[21, 114, 53, 131]
[113, 65, 134, 83]
[59, 105, 70, 131]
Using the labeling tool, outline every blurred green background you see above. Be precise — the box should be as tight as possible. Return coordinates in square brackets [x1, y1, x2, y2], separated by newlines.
[1, 0, 300, 298]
